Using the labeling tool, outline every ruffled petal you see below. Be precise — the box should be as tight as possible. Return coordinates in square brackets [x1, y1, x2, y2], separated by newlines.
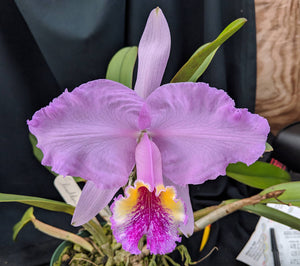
[134, 8, 171, 99]
[135, 134, 163, 191]
[72, 181, 119, 226]
[111, 181, 186, 255]
[28, 79, 144, 188]
[164, 178, 194, 237]
[146, 82, 270, 185]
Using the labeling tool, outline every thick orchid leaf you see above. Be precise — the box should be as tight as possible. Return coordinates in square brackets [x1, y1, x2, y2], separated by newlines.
[265, 142, 273, 152]
[0, 193, 74, 215]
[13, 207, 34, 241]
[188, 44, 218, 82]
[29, 133, 42, 163]
[13, 207, 93, 252]
[260, 182, 300, 206]
[72, 176, 85, 183]
[33, 217, 94, 252]
[242, 204, 300, 231]
[29, 133, 57, 176]
[226, 161, 290, 189]
[171, 18, 247, 83]
[106, 46, 138, 89]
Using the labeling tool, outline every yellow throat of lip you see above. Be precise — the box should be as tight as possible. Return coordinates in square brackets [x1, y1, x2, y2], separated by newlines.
[113, 180, 186, 225]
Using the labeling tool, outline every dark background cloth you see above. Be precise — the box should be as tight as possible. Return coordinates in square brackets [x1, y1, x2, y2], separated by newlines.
[0, 0, 258, 265]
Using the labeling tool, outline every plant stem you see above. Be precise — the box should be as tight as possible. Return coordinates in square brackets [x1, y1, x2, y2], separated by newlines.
[149, 255, 156, 266]
[164, 255, 181, 266]
[82, 218, 108, 246]
[161, 257, 170, 266]
[194, 189, 285, 230]
[193, 205, 223, 220]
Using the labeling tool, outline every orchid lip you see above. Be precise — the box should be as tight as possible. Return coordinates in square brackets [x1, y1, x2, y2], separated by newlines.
[110, 180, 187, 255]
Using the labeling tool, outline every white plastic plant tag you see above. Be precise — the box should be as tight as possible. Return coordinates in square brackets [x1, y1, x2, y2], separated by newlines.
[54, 175, 82, 207]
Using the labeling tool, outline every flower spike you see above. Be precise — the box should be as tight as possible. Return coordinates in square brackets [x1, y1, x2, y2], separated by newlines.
[27, 7, 270, 256]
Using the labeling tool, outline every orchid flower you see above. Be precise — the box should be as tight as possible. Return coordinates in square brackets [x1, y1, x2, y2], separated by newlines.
[27, 8, 269, 255]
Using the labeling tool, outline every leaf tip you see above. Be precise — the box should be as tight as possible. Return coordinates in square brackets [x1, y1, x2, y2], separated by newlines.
[265, 142, 273, 152]
[12, 207, 34, 241]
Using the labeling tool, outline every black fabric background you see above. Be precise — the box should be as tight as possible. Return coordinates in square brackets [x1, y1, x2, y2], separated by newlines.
[0, 1, 258, 265]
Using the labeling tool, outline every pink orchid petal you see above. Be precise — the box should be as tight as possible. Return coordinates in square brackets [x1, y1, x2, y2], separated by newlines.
[176, 185, 194, 237]
[146, 82, 270, 185]
[134, 8, 171, 99]
[138, 103, 151, 129]
[28, 79, 144, 188]
[164, 178, 194, 237]
[72, 181, 119, 226]
[135, 134, 163, 191]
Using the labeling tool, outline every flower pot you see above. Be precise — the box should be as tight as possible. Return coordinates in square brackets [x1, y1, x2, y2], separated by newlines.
[50, 231, 89, 266]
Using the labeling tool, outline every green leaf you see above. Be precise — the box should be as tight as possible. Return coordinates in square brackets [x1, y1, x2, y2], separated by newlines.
[72, 176, 85, 183]
[0, 193, 74, 215]
[242, 203, 300, 231]
[33, 218, 93, 252]
[29, 133, 58, 177]
[13, 208, 93, 252]
[226, 161, 291, 189]
[13, 207, 34, 241]
[265, 142, 273, 152]
[106, 46, 138, 88]
[260, 182, 300, 206]
[29, 133, 43, 162]
[188, 44, 218, 82]
[171, 18, 247, 83]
